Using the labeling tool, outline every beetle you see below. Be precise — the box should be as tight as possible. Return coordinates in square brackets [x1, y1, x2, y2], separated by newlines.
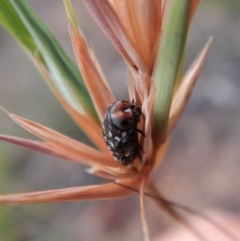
[102, 99, 145, 165]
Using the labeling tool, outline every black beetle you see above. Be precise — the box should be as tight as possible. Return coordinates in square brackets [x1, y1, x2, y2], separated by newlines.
[102, 100, 145, 165]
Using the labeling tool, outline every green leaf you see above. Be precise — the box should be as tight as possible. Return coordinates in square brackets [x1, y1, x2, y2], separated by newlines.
[0, 0, 37, 54]
[152, 0, 191, 144]
[0, 0, 97, 119]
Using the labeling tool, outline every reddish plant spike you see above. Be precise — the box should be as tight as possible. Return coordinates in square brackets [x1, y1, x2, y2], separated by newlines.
[102, 100, 145, 165]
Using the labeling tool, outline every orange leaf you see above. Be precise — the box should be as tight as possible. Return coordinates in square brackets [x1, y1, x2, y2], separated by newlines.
[169, 38, 212, 133]
[109, 0, 162, 72]
[35, 57, 109, 153]
[0, 134, 65, 159]
[189, 0, 200, 25]
[83, 0, 144, 71]
[69, 23, 115, 121]
[0, 178, 140, 204]
[3, 109, 120, 167]
[86, 166, 138, 180]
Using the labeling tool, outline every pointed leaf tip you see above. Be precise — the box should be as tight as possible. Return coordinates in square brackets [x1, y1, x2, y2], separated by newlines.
[169, 37, 213, 133]
[0, 179, 140, 204]
[82, 0, 144, 71]
[65, 0, 115, 121]
[64, 0, 79, 32]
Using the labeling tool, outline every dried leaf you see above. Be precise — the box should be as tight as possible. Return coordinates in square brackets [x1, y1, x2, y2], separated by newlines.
[83, 0, 144, 71]
[0, 178, 140, 204]
[0, 134, 65, 159]
[2, 108, 120, 167]
[35, 56, 109, 153]
[69, 23, 115, 121]
[140, 179, 150, 241]
[169, 37, 212, 133]
[109, 0, 162, 71]
[87, 166, 137, 180]
[189, 0, 200, 25]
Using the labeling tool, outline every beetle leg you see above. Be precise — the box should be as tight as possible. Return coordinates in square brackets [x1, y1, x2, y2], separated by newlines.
[137, 129, 146, 137]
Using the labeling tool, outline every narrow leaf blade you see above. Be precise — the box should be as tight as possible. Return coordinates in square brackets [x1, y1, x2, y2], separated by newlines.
[152, 0, 191, 145]
[169, 38, 212, 133]
[2, 108, 119, 167]
[0, 0, 37, 54]
[65, 0, 115, 121]
[0, 179, 140, 204]
[6, 0, 97, 118]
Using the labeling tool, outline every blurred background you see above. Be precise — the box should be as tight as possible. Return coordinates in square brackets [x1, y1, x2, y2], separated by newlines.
[0, 0, 239, 240]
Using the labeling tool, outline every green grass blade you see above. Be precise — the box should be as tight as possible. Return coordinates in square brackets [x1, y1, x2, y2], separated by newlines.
[152, 0, 191, 144]
[1, 0, 97, 118]
[0, 0, 37, 54]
